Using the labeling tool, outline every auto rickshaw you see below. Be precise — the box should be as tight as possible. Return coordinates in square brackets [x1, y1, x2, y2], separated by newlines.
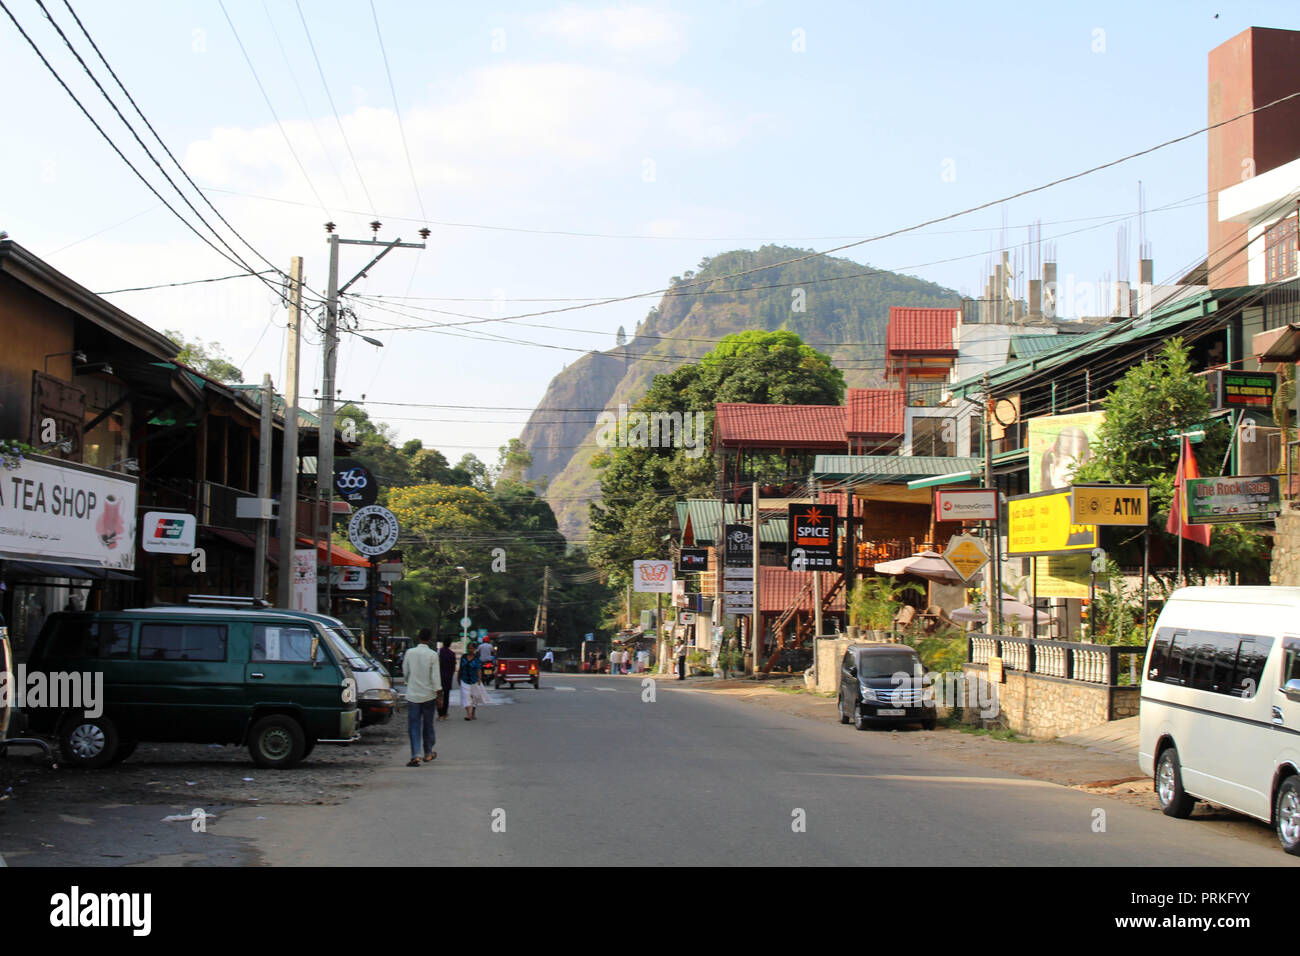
[488, 631, 542, 689]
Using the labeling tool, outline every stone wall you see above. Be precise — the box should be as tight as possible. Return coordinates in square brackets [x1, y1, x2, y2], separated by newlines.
[811, 637, 856, 693]
[1270, 507, 1300, 586]
[961, 664, 1138, 739]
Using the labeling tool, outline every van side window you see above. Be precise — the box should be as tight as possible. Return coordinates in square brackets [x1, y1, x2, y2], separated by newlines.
[1160, 629, 1273, 697]
[251, 625, 315, 662]
[43, 619, 132, 659]
[139, 624, 228, 662]
[1282, 640, 1300, 688]
[1232, 638, 1271, 697]
[1147, 629, 1172, 680]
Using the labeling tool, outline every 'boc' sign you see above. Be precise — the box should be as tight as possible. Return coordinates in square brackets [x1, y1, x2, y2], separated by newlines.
[632, 560, 674, 593]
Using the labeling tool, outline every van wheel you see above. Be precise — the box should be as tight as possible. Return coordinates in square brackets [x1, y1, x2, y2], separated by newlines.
[854, 707, 869, 731]
[302, 738, 317, 760]
[59, 715, 119, 769]
[248, 715, 306, 769]
[922, 718, 937, 731]
[109, 741, 137, 764]
[837, 694, 850, 724]
[1275, 777, 1300, 855]
[1156, 746, 1196, 818]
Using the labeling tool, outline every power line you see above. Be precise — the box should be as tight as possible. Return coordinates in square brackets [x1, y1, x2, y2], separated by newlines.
[218, 0, 330, 216]
[294, 0, 376, 214]
[369, 0, 425, 221]
[96, 269, 278, 295]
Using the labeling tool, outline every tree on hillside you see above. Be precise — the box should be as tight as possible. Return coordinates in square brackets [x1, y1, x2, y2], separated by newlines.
[588, 330, 843, 584]
[1071, 338, 1269, 583]
[165, 329, 244, 383]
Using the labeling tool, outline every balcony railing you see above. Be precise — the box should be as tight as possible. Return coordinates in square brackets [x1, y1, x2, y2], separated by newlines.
[968, 634, 1146, 686]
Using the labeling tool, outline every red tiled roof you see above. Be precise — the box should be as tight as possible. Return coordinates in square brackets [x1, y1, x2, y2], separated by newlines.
[886, 307, 960, 354]
[846, 388, 904, 436]
[714, 403, 846, 449]
[760, 566, 847, 613]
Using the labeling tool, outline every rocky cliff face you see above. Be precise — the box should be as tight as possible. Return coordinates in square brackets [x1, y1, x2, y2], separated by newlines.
[520, 246, 960, 541]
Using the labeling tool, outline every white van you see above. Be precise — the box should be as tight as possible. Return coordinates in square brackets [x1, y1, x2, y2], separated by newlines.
[1138, 586, 1300, 854]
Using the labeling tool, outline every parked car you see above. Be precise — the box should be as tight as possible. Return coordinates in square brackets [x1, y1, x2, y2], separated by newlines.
[24, 604, 360, 769]
[1139, 586, 1300, 854]
[837, 643, 934, 730]
[289, 611, 397, 726]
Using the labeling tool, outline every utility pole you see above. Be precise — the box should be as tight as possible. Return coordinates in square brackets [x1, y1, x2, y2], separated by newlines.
[534, 566, 550, 634]
[253, 373, 274, 601]
[276, 257, 304, 609]
[318, 222, 427, 613]
[751, 480, 761, 677]
[982, 373, 1002, 637]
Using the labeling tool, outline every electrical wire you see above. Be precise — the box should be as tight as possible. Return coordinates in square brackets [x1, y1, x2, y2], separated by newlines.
[369, 0, 425, 222]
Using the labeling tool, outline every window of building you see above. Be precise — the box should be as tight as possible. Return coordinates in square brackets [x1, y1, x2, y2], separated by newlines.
[912, 417, 956, 457]
[1265, 214, 1298, 284]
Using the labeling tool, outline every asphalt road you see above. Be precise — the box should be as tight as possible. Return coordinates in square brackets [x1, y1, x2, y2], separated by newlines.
[215, 674, 1295, 866]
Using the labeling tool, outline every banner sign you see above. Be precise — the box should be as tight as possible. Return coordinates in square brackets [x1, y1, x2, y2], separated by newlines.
[1028, 411, 1104, 493]
[1070, 484, 1149, 526]
[1033, 554, 1091, 598]
[942, 533, 990, 582]
[1007, 489, 1098, 557]
[141, 511, 197, 554]
[0, 454, 137, 569]
[333, 458, 378, 508]
[787, 503, 838, 571]
[1211, 370, 1276, 410]
[632, 559, 673, 593]
[1185, 475, 1281, 524]
[724, 524, 753, 567]
[934, 488, 998, 522]
[292, 549, 317, 613]
[679, 548, 709, 572]
[332, 565, 367, 590]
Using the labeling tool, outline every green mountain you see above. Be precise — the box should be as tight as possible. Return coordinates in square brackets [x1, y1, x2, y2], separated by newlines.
[520, 245, 961, 541]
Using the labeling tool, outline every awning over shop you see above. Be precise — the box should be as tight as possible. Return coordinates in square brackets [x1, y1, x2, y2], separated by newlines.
[203, 528, 370, 567]
[0, 559, 136, 581]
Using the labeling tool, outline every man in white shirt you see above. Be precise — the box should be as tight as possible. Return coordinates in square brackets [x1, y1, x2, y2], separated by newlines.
[402, 629, 443, 767]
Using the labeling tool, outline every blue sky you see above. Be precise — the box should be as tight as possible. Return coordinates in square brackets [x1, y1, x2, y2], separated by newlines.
[3, 1, 1298, 462]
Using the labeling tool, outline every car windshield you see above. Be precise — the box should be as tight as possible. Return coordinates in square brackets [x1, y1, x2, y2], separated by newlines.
[857, 652, 920, 679]
[324, 627, 372, 671]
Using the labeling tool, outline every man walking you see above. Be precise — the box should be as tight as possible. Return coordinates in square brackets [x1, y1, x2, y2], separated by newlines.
[437, 639, 457, 720]
[675, 640, 687, 681]
[402, 628, 443, 767]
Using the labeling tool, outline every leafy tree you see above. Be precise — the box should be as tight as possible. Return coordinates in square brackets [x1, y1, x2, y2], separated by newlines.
[1071, 338, 1269, 582]
[589, 330, 843, 584]
[616, 326, 627, 347]
[166, 329, 244, 383]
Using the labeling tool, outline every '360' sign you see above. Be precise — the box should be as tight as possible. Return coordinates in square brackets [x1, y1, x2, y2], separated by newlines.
[333, 459, 378, 507]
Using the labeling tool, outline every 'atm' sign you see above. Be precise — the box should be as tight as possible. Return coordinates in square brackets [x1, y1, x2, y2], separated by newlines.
[141, 511, 197, 554]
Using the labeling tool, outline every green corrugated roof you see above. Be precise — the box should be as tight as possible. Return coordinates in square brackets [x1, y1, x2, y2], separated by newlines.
[681, 499, 784, 544]
[812, 455, 983, 481]
[949, 288, 1215, 399]
[229, 383, 321, 427]
[1008, 334, 1071, 359]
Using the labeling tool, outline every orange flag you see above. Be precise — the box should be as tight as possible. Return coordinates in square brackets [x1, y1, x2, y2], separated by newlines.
[1166, 436, 1211, 546]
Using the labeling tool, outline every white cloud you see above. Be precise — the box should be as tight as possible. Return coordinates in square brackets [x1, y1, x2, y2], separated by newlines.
[532, 4, 690, 63]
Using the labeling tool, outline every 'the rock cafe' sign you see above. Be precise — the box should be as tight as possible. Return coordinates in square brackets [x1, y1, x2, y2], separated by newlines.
[0, 454, 138, 570]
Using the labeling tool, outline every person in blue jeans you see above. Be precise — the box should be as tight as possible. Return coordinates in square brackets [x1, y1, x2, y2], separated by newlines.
[402, 629, 443, 767]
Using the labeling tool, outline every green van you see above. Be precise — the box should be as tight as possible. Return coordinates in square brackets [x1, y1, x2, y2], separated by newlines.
[23, 605, 360, 769]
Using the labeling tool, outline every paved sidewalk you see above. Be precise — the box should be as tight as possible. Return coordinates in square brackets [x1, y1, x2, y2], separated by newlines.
[1056, 717, 1140, 759]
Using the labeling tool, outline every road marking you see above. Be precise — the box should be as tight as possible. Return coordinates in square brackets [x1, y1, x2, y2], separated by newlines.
[553, 687, 576, 692]
[794, 772, 1058, 789]
[591, 687, 621, 692]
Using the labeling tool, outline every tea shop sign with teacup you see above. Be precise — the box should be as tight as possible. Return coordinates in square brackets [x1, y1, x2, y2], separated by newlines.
[0, 453, 138, 570]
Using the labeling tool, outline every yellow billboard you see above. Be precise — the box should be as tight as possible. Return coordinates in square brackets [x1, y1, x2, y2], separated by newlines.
[1028, 411, 1105, 493]
[1032, 554, 1091, 598]
[1071, 484, 1149, 526]
[1007, 488, 1098, 557]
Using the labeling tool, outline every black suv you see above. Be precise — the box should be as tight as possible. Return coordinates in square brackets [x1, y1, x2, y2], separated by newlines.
[837, 643, 935, 731]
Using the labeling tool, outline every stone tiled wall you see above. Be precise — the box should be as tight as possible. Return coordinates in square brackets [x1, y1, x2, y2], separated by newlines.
[961, 664, 1137, 738]
[1270, 509, 1300, 586]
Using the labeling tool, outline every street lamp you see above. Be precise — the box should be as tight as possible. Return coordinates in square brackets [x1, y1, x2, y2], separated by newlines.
[455, 566, 480, 642]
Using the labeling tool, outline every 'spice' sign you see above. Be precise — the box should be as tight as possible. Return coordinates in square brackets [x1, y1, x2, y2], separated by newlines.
[632, 559, 673, 593]
[787, 503, 838, 570]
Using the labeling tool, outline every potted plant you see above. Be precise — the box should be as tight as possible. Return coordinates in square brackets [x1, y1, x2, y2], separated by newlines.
[850, 575, 924, 640]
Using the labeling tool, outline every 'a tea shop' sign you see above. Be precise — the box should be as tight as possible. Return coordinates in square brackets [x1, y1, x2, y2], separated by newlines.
[0, 453, 138, 570]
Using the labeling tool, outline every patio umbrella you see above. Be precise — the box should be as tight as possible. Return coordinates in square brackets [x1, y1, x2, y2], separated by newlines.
[950, 600, 1050, 624]
[873, 550, 967, 585]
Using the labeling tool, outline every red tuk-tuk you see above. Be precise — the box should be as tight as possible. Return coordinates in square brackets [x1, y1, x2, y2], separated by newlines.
[488, 631, 542, 689]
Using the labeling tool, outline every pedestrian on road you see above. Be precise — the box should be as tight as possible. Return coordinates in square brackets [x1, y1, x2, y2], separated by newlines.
[402, 628, 443, 767]
[460, 644, 487, 720]
[437, 639, 457, 720]
[542, 648, 554, 672]
[675, 641, 687, 681]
